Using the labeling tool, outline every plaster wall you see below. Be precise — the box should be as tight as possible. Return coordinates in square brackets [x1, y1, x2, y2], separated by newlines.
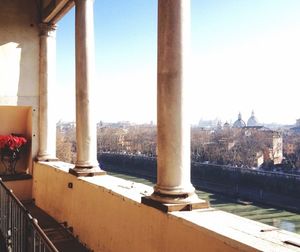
[4, 179, 33, 201]
[33, 162, 300, 252]
[0, 0, 40, 161]
[0, 106, 32, 173]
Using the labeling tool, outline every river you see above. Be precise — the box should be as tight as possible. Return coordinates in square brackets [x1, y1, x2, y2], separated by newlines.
[105, 165, 300, 235]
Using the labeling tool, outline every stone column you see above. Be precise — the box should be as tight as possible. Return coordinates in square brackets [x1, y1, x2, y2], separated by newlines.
[70, 0, 104, 176]
[151, 0, 198, 203]
[37, 23, 58, 161]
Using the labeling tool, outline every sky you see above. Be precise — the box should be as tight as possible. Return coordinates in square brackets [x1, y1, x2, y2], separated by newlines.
[56, 0, 300, 125]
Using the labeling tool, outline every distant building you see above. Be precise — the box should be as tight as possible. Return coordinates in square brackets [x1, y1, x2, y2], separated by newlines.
[216, 121, 223, 131]
[223, 121, 230, 129]
[198, 118, 219, 129]
[290, 119, 300, 133]
[232, 111, 264, 129]
[241, 127, 283, 166]
[255, 151, 264, 167]
[233, 112, 246, 128]
[285, 143, 295, 155]
[272, 132, 283, 164]
[57, 121, 76, 132]
[97, 121, 133, 129]
[247, 110, 258, 127]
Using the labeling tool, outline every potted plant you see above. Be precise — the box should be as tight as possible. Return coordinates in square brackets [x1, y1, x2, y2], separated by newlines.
[0, 135, 27, 174]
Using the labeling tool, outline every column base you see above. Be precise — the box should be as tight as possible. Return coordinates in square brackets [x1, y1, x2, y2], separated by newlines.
[37, 155, 59, 162]
[141, 194, 209, 212]
[69, 166, 106, 177]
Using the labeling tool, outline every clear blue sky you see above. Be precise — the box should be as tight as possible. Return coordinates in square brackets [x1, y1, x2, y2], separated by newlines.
[56, 0, 300, 125]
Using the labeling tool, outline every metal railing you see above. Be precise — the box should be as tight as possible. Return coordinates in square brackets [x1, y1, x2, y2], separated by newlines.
[0, 178, 58, 252]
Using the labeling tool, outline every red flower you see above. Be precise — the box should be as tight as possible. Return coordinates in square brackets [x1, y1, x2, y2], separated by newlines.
[0, 135, 27, 151]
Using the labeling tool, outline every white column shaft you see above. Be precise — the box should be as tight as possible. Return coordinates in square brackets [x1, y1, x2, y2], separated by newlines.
[154, 0, 195, 200]
[38, 24, 57, 161]
[75, 0, 98, 167]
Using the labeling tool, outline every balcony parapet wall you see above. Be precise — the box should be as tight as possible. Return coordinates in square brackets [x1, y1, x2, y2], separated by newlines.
[33, 162, 300, 252]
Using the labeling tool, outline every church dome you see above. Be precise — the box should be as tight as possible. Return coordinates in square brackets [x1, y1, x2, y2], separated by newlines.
[247, 111, 258, 127]
[233, 112, 246, 128]
[223, 121, 230, 128]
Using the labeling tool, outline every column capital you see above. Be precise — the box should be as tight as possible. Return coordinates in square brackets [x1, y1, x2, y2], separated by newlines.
[39, 23, 57, 37]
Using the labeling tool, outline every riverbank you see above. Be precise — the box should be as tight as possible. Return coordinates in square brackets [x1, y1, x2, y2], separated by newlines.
[99, 152, 300, 214]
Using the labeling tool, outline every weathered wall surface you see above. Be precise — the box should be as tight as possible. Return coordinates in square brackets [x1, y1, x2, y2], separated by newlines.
[0, 0, 39, 160]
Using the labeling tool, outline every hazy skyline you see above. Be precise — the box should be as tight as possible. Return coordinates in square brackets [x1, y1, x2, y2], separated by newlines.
[55, 0, 300, 125]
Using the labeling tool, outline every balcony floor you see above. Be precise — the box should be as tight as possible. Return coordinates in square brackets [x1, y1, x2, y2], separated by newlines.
[0, 231, 7, 252]
[24, 201, 91, 252]
[0, 172, 32, 181]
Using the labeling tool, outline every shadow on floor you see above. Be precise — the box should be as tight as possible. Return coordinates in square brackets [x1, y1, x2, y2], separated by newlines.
[24, 202, 91, 252]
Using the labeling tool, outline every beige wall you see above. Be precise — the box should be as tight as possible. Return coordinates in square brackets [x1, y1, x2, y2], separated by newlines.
[0, 0, 40, 161]
[0, 106, 32, 173]
[33, 162, 300, 252]
[4, 179, 32, 201]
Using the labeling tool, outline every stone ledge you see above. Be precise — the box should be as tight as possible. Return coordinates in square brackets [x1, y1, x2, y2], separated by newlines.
[173, 208, 300, 251]
[141, 196, 209, 212]
[37, 161, 154, 203]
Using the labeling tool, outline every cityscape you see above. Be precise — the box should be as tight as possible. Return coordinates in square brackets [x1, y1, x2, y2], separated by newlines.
[57, 111, 300, 172]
